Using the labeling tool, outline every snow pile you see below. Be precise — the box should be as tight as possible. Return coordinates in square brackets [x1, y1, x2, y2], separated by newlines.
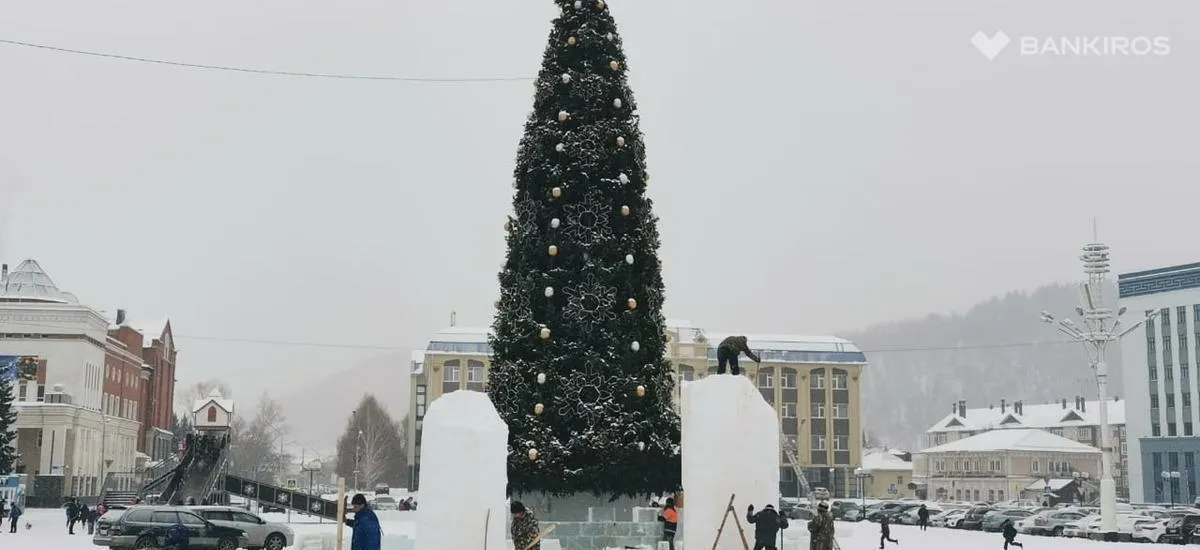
[681, 375, 779, 550]
[415, 390, 508, 550]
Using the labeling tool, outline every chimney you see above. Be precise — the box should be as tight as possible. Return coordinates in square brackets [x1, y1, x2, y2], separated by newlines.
[989, 404, 994, 410]
[959, 400, 967, 417]
[1016, 401, 1022, 415]
[952, 402, 957, 415]
[1062, 398, 1068, 409]
[115, 309, 127, 326]
[1001, 399, 1007, 413]
[1081, 399, 1086, 413]
[1, 263, 6, 279]
[1115, 395, 1120, 402]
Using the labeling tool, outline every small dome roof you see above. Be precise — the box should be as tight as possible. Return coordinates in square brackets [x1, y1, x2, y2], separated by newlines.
[0, 259, 79, 304]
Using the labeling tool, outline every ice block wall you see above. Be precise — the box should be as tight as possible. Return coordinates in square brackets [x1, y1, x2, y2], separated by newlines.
[415, 390, 509, 550]
[681, 375, 780, 550]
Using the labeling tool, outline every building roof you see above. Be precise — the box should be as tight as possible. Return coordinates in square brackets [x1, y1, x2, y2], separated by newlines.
[862, 448, 913, 471]
[0, 259, 80, 304]
[1025, 478, 1075, 491]
[1119, 261, 1200, 299]
[192, 388, 234, 414]
[927, 399, 1125, 433]
[129, 317, 170, 347]
[918, 428, 1100, 454]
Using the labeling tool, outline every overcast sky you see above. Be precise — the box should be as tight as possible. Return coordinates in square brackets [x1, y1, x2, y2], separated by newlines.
[1, 0, 1196, 400]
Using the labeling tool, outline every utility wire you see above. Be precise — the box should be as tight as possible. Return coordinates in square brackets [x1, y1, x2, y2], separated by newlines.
[0, 318, 1079, 354]
[0, 38, 535, 83]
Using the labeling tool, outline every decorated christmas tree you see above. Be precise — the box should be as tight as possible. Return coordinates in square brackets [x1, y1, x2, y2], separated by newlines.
[486, 0, 681, 498]
[0, 376, 18, 475]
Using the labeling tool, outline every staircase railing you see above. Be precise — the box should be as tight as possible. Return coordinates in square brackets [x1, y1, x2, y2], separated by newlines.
[197, 451, 231, 503]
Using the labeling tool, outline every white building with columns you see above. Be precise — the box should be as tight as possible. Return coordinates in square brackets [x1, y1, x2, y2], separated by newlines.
[1, 260, 142, 502]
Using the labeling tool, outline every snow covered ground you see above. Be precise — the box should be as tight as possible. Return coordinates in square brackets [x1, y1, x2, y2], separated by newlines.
[12, 506, 1183, 549]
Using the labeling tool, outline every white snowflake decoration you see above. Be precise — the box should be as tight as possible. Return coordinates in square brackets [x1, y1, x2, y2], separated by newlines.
[562, 273, 617, 330]
[558, 357, 617, 426]
[562, 189, 614, 243]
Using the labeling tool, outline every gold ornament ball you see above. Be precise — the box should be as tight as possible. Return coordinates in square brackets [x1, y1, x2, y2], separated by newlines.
[609, 60, 620, 71]
[616, 136, 626, 147]
[597, 0, 606, 8]
[551, 186, 563, 198]
[527, 448, 539, 461]
[504, 220, 513, 232]
[558, 110, 569, 121]
[534, 403, 545, 415]
[627, 297, 637, 310]
[494, 300, 501, 309]
[636, 385, 646, 397]
[664, 333, 673, 342]
[567, 36, 577, 46]
[540, 327, 551, 340]
[548, 245, 559, 257]
[620, 205, 630, 216]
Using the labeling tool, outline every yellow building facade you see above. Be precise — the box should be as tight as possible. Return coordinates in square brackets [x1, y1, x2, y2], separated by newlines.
[406, 320, 868, 498]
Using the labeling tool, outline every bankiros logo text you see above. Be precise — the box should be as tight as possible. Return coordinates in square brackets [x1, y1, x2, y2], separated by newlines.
[972, 31, 1171, 60]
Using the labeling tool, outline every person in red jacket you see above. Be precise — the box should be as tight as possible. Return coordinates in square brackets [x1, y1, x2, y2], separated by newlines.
[657, 498, 678, 550]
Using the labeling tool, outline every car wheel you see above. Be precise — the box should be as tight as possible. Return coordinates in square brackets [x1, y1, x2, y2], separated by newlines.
[1053, 526, 1064, 537]
[264, 533, 287, 550]
[217, 536, 238, 550]
[134, 537, 157, 550]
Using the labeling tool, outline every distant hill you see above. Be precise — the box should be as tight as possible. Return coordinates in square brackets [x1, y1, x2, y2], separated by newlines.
[843, 283, 1123, 450]
[277, 352, 412, 452]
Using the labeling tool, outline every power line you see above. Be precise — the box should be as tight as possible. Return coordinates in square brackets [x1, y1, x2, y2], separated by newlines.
[0, 38, 535, 83]
[0, 318, 1079, 354]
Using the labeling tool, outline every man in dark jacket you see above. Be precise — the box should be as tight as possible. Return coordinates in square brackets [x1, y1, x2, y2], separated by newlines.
[879, 515, 899, 548]
[1002, 519, 1023, 549]
[343, 494, 382, 550]
[717, 336, 761, 375]
[747, 503, 788, 550]
[917, 504, 930, 531]
[65, 498, 79, 534]
[510, 501, 541, 550]
[165, 521, 190, 550]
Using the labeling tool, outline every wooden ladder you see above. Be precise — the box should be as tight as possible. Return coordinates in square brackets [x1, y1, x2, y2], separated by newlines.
[710, 493, 751, 550]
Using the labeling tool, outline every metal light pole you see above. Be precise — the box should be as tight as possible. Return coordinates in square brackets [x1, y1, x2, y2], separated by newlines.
[1040, 241, 1157, 539]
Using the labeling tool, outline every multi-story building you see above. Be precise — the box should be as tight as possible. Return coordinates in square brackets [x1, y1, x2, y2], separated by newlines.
[859, 448, 915, 499]
[913, 428, 1101, 504]
[925, 397, 1129, 497]
[0, 259, 178, 502]
[406, 320, 868, 498]
[1119, 261, 1200, 504]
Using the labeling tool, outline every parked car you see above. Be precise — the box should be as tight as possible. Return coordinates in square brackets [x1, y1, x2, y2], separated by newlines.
[982, 509, 1033, 532]
[866, 503, 908, 523]
[1062, 515, 1099, 538]
[190, 506, 295, 550]
[372, 496, 399, 511]
[1133, 518, 1168, 543]
[932, 509, 965, 528]
[1161, 513, 1200, 544]
[374, 483, 390, 495]
[93, 505, 248, 550]
[1036, 509, 1089, 537]
[958, 505, 992, 531]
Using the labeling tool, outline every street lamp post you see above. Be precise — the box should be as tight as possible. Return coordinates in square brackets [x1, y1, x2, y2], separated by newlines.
[1040, 241, 1158, 540]
[854, 468, 870, 507]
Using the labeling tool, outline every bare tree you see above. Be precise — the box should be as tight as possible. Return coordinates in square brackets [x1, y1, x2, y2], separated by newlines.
[228, 391, 292, 484]
[335, 394, 406, 489]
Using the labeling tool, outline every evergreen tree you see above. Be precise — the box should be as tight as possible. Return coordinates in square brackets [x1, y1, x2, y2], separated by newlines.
[487, 0, 680, 498]
[0, 377, 18, 475]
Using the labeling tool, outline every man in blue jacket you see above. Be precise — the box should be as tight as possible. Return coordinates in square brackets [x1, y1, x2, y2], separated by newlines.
[343, 494, 382, 550]
[164, 520, 190, 550]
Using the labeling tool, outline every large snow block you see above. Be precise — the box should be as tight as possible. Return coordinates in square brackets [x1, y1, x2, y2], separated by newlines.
[681, 376, 779, 550]
[415, 391, 509, 550]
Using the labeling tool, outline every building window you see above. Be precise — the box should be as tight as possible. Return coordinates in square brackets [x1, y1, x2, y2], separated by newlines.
[988, 490, 995, 502]
[833, 402, 849, 419]
[207, 407, 217, 422]
[467, 361, 485, 383]
[834, 435, 848, 451]
[758, 371, 773, 389]
[442, 362, 460, 383]
[780, 370, 796, 389]
[781, 403, 796, 418]
[1187, 423, 1194, 436]
[811, 402, 825, 418]
[1153, 423, 1162, 437]
[1170, 423, 1178, 436]
[1032, 459, 1040, 473]
[1168, 394, 1176, 408]
[812, 435, 826, 451]
[810, 372, 824, 389]
[680, 365, 695, 381]
[998, 490, 1005, 501]
[832, 373, 848, 390]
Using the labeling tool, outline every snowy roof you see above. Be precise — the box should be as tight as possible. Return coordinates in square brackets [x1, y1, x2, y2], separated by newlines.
[664, 319, 705, 344]
[703, 332, 866, 364]
[0, 259, 80, 304]
[426, 326, 491, 355]
[126, 317, 170, 347]
[928, 399, 1125, 433]
[862, 449, 913, 471]
[410, 350, 425, 375]
[192, 388, 234, 414]
[1026, 478, 1075, 491]
[918, 428, 1100, 454]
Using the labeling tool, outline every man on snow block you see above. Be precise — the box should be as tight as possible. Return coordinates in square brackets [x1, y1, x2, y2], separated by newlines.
[716, 335, 760, 375]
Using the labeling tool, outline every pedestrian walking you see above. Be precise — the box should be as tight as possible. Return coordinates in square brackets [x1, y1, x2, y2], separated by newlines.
[879, 515, 899, 548]
[917, 504, 929, 531]
[1003, 519, 1024, 549]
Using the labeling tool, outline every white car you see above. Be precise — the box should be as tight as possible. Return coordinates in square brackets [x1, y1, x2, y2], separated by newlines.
[1133, 518, 1168, 543]
[191, 506, 295, 550]
[1063, 515, 1100, 538]
[933, 509, 966, 528]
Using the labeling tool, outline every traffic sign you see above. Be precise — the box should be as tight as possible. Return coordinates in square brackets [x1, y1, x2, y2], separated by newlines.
[286, 479, 298, 489]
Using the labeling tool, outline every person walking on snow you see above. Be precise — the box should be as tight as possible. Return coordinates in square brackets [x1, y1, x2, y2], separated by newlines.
[1002, 519, 1023, 549]
[7, 502, 20, 533]
[64, 498, 79, 534]
[657, 497, 679, 550]
[343, 494, 382, 550]
[747, 503, 789, 550]
[879, 515, 899, 548]
[917, 504, 930, 531]
[807, 501, 835, 550]
[510, 501, 541, 550]
[716, 335, 761, 375]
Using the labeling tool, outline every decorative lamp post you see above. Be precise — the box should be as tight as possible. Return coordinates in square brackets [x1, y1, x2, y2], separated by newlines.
[829, 467, 837, 499]
[1161, 471, 1181, 507]
[1039, 241, 1157, 539]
